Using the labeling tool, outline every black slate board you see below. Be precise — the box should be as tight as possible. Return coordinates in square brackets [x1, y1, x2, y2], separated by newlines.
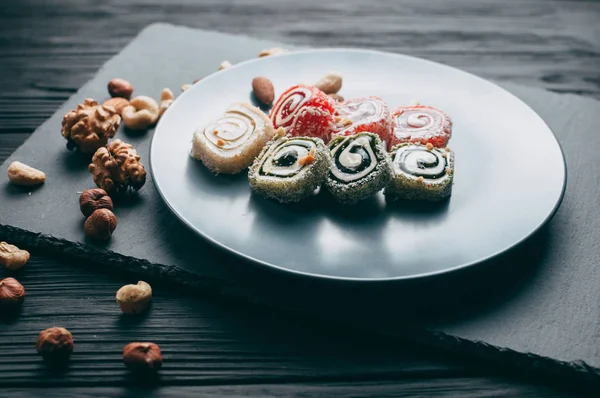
[1, 23, 599, 382]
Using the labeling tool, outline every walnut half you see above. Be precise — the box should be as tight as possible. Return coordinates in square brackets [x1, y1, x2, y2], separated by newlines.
[61, 99, 121, 154]
[89, 139, 146, 195]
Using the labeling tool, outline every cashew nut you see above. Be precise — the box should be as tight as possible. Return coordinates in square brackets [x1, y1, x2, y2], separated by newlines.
[121, 96, 159, 130]
[158, 88, 175, 118]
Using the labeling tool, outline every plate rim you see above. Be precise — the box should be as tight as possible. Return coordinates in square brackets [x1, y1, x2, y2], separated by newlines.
[149, 47, 568, 283]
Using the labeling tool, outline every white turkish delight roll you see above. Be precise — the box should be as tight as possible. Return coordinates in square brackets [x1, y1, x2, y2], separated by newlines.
[191, 102, 275, 174]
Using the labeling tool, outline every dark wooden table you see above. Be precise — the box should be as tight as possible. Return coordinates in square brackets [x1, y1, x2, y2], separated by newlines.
[1, 0, 599, 396]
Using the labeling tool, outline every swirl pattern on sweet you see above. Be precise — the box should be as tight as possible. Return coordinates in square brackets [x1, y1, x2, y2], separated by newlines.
[333, 96, 392, 142]
[390, 105, 452, 149]
[270, 85, 336, 141]
[258, 138, 317, 178]
[203, 104, 265, 151]
[329, 135, 377, 183]
[392, 144, 449, 180]
[337, 99, 382, 124]
[271, 86, 312, 129]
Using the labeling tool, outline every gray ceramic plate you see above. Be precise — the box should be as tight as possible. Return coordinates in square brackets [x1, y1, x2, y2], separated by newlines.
[150, 49, 566, 281]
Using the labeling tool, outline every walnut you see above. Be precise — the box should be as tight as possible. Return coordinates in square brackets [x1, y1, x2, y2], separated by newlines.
[89, 139, 146, 195]
[61, 99, 121, 154]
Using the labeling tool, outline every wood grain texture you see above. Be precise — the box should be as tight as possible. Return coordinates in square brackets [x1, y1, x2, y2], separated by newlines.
[1, 253, 588, 397]
[3, 21, 600, 377]
[3, 380, 589, 398]
[0, 0, 599, 396]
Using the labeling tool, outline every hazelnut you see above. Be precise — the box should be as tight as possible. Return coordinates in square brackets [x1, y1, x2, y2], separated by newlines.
[79, 188, 113, 217]
[108, 78, 134, 99]
[36, 327, 74, 363]
[84, 209, 117, 240]
[0, 242, 30, 270]
[123, 342, 162, 372]
[0, 277, 25, 310]
[116, 281, 152, 315]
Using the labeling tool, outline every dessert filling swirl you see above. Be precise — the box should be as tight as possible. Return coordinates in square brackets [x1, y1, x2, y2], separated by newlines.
[259, 138, 316, 178]
[337, 98, 383, 127]
[393, 145, 447, 180]
[203, 105, 264, 150]
[330, 136, 377, 183]
[394, 108, 444, 137]
[270, 86, 312, 129]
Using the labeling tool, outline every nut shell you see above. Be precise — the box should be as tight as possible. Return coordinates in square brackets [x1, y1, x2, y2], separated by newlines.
[84, 209, 117, 240]
[0, 277, 25, 309]
[0, 242, 30, 270]
[36, 327, 74, 363]
[79, 188, 113, 217]
[108, 78, 134, 99]
[89, 139, 146, 195]
[61, 99, 121, 154]
[116, 281, 152, 315]
[123, 342, 162, 371]
[7, 161, 46, 186]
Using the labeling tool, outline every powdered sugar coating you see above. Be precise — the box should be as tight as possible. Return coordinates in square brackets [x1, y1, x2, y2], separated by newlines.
[270, 85, 336, 142]
[333, 96, 392, 143]
[389, 105, 452, 149]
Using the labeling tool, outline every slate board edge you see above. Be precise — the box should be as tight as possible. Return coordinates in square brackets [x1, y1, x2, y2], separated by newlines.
[1, 223, 599, 385]
[1, 22, 599, 384]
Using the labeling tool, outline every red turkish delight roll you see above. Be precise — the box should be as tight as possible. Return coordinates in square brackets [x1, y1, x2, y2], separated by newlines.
[333, 96, 392, 143]
[390, 105, 452, 149]
[270, 85, 336, 142]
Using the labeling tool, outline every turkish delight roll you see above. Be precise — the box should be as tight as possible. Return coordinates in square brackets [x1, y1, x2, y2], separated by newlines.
[270, 84, 336, 142]
[248, 131, 331, 203]
[326, 132, 392, 204]
[385, 143, 454, 201]
[333, 96, 392, 143]
[191, 102, 275, 174]
[389, 105, 452, 149]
